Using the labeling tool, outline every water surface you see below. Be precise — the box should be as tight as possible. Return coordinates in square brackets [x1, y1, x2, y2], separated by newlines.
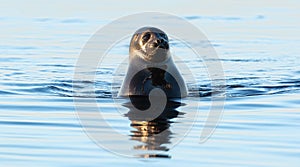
[0, 1, 300, 167]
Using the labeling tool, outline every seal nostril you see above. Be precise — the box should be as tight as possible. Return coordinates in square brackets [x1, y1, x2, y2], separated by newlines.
[155, 40, 168, 49]
[155, 39, 168, 48]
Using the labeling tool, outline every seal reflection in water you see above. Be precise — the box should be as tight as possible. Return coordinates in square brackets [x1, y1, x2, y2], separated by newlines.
[119, 27, 187, 158]
[123, 99, 184, 158]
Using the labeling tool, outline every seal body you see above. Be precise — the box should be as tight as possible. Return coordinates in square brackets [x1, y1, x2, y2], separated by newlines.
[119, 27, 187, 98]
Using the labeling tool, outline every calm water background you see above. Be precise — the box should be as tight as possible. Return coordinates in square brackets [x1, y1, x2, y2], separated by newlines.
[1, 1, 299, 166]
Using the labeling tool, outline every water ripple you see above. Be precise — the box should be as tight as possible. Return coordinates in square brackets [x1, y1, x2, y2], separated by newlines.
[0, 121, 80, 128]
[184, 15, 264, 21]
[4, 77, 299, 99]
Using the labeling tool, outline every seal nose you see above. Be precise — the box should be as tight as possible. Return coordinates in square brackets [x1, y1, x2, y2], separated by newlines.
[154, 39, 169, 49]
[154, 39, 162, 46]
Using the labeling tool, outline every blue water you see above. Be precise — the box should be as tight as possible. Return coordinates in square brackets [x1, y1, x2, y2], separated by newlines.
[1, 1, 300, 167]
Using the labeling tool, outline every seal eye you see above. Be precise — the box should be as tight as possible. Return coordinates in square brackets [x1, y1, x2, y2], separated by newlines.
[160, 33, 168, 40]
[142, 33, 151, 43]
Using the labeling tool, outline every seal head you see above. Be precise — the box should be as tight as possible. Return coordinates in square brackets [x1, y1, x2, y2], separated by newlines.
[130, 27, 170, 63]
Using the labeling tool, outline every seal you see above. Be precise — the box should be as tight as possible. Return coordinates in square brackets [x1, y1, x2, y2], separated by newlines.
[119, 27, 187, 98]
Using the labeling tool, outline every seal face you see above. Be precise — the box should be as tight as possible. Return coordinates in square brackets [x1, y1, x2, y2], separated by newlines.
[130, 27, 170, 63]
[119, 27, 187, 98]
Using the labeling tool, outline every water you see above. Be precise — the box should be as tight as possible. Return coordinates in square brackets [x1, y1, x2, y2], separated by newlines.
[1, 1, 300, 166]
